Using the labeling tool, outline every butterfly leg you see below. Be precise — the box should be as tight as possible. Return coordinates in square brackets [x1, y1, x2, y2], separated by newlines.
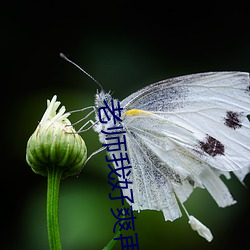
[69, 106, 97, 132]
[77, 146, 106, 176]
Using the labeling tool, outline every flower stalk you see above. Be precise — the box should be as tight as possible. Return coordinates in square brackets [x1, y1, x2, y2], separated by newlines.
[26, 95, 87, 250]
[47, 165, 63, 250]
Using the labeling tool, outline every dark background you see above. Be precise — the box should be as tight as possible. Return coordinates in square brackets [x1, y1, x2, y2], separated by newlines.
[2, 2, 250, 250]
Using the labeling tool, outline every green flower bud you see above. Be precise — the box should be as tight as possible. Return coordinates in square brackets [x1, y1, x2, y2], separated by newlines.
[26, 95, 87, 178]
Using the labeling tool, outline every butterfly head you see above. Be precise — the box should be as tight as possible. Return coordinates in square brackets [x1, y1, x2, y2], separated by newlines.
[94, 90, 113, 109]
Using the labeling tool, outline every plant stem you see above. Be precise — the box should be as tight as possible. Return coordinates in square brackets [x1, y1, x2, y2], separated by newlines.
[103, 207, 126, 250]
[47, 165, 63, 250]
[102, 225, 120, 250]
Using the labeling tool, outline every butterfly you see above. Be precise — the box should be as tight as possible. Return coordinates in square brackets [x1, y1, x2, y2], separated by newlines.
[91, 71, 250, 241]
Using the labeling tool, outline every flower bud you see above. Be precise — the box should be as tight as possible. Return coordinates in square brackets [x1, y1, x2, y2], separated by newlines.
[26, 95, 87, 178]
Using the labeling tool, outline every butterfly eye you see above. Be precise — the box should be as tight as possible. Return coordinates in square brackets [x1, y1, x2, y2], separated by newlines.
[103, 94, 111, 104]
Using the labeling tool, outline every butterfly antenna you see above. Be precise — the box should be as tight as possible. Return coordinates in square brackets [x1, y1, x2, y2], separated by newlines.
[60, 53, 104, 91]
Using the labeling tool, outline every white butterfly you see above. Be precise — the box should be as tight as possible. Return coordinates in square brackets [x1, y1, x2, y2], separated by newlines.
[90, 72, 250, 241]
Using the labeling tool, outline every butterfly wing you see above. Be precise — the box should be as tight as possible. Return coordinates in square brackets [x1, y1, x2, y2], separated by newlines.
[121, 72, 250, 173]
[119, 72, 250, 221]
[122, 112, 237, 221]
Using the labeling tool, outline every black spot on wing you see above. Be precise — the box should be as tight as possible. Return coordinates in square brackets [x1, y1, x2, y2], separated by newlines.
[199, 135, 225, 157]
[186, 177, 195, 186]
[224, 111, 243, 130]
[246, 84, 250, 94]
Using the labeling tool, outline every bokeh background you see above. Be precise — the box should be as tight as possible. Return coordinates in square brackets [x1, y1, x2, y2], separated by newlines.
[2, 2, 250, 250]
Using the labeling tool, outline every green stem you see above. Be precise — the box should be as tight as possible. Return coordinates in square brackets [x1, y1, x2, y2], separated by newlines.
[102, 207, 126, 250]
[47, 165, 63, 250]
[102, 225, 120, 250]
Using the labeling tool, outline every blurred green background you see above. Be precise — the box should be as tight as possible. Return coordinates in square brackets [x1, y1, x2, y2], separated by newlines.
[2, 2, 250, 250]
